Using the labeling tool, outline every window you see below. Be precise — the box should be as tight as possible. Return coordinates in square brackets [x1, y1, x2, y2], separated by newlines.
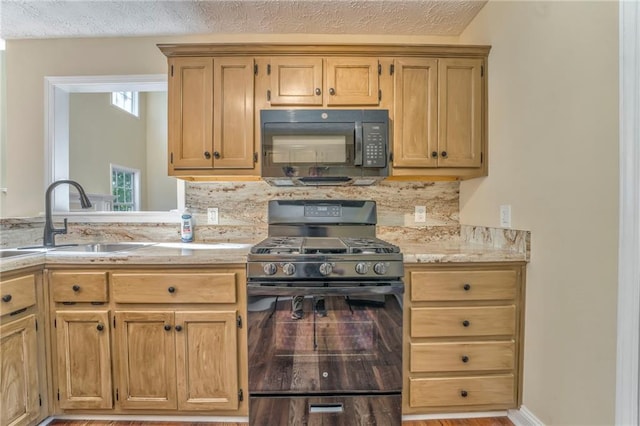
[111, 91, 139, 117]
[111, 164, 140, 211]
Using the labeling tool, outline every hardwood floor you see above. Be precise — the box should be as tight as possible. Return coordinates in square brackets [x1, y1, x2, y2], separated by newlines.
[48, 417, 514, 426]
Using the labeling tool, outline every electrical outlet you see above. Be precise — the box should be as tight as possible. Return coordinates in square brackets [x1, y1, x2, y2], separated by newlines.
[414, 206, 427, 223]
[500, 205, 512, 228]
[207, 208, 219, 225]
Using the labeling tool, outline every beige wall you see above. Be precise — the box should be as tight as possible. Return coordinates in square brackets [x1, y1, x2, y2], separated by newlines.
[459, 1, 619, 424]
[69, 92, 147, 202]
[145, 91, 176, 211]
[2, 33, 455, 218]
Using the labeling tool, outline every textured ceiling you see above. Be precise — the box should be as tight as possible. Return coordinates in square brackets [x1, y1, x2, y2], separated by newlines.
[0, 0, 487, 40]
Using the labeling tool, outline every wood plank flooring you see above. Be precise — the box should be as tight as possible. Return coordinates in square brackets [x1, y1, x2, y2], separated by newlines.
[48, 417, 514, 426]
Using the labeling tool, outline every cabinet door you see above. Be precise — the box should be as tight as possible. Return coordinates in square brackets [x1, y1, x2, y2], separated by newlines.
[55, 311, 112, 409]
[169, 57, 214, 169]
[0, 315, 39, 426]
[115, 311, 177, 409]
[325, 57, 380, 106]
[213, 57, 255, 169]
[393, 58, 438, 168]
[438, 58, 483, 167]
[175, 311, 239, 411]
[269, 57, 323, 106]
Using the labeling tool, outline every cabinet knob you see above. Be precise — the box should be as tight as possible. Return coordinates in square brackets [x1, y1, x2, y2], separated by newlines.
[329, 88, 336, 96]
[460, 390, 468, 398]
[462, 320, 470, 327]
[441, 151, 448, 158]
[96, 323, 104, 331]
[213, 151, 221, 159]
[315, 88, 321, 96]
[72, 284, 81, 292]
[431, 151, 438, 158]
[204, 151, 211, 159]
[461, 355, 469, 363]
[175, 325, 183, 332]
[168, 287, 176, 293]
[164, 324, 172, 331]
[2, 294, 12, 303]
[463, 283, 471, 291]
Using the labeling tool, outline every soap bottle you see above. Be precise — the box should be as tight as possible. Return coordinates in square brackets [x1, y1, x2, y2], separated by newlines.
[181, 210, 194, 242]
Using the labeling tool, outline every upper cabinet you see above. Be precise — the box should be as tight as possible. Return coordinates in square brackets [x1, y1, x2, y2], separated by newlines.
[268, 57, 380, 106]
[168, 56, 257, 177]
[393, 57, 486, 178]
[158, 44, 490, 180]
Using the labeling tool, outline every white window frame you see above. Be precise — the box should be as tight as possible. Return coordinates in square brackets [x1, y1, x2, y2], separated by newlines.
[111, 90, 139, 117]
[110, 163, 141, 211]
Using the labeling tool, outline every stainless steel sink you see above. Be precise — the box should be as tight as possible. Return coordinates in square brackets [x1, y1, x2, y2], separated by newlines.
[49, 242, 153, 253]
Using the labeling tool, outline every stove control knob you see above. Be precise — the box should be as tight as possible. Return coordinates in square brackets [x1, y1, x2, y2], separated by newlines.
[263, 263, 277, 275]
[282, 263, 296, 276]
[355, 262, 369, 274]
[319, 263, 333, 276]
[373, 262, 388, 275]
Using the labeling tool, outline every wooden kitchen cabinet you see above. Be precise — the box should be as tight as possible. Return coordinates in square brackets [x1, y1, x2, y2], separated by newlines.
[49, 270, 113, 410]
[392, 57, 486, 178]
[112, 268, 246, 413]
[54, 311, 113, 409]
[268, 56, 380, 106]
[114, 310, 239, 411]
[168, 56, 256, 176]
[0, 269, 47, 426]
[403, 263, 525, 414]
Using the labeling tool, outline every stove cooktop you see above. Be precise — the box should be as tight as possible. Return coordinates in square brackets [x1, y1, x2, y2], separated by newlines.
[250, 236, 400, 255]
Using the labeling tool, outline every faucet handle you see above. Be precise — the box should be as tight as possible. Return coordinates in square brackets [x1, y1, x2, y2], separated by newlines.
[62, 218, 68, 234]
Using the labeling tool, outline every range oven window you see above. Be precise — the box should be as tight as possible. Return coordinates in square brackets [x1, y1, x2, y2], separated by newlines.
[248, 293, 403, 395]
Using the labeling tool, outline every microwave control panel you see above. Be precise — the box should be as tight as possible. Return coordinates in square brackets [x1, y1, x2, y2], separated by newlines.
[362, 123, 387, 168]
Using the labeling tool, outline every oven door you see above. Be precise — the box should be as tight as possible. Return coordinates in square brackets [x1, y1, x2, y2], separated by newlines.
[247, 281, 403, 396]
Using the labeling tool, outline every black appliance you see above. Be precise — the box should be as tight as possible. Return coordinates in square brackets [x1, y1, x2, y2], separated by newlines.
[247, 200, 403, 426]
[260, 109, 389, 186]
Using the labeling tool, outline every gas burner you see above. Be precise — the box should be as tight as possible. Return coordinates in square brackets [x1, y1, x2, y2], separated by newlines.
[342, 237, 400, 254]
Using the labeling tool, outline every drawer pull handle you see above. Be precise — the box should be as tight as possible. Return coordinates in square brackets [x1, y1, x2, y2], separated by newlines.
[96, 323, 104, 331]
[164, 324, 172, 331]
[175, 325, 183, 332]
[168, 287, 176, 293]
[461, 355, 469, 363]
[462, 320, 470, 327]
[2, 294, 12, 303]
[460, 390, 468, 398]
[463, 283, 471, 291]
[72, 284, 80, 292]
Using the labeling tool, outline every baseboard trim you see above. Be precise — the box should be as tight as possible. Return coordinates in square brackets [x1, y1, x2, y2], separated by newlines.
[508, 406, 545, 426]
[403, 410, 508, 421]
[40, 414, 249, 423]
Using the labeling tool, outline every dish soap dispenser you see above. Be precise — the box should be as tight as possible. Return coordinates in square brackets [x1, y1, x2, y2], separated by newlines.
[181, 210, 194, 243]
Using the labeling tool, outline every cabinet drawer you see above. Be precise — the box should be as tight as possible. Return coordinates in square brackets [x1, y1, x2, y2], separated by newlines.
[411, 306, 516, 338]
[410, 341, 515, 373]
[409, 375, 515, 408]
[112, 272, 237, 303]
[411, 270, 517, 302]
[51, 271, 108, 302]
[0, 274, 36, 315]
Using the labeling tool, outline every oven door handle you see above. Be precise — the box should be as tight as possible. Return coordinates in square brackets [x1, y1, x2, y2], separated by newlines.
[247, 281, 404, 296]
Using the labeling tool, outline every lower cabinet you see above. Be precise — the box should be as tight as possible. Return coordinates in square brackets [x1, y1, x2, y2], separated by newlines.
[403, 263, 526, 414]
[115, 310, 239, 411]
[48, 266, 248, 416]
[0, 269, 47, 426]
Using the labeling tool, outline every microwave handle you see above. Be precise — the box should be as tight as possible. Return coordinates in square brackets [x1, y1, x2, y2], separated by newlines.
[354, 122, 363, 166]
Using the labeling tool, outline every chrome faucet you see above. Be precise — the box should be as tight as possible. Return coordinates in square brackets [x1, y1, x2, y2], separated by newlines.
[44, 180, 92, 247]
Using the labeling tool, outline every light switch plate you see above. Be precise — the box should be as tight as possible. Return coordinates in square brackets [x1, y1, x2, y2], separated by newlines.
[500, 205, 512, 228]
[415, 206, 427, 223]
[207, 208, 219, 225]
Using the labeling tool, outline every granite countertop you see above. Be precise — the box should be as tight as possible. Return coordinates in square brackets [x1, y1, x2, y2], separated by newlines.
[0, 240, 527, 273]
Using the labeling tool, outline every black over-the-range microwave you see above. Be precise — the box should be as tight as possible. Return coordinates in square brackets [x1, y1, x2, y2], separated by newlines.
[260, 109, 389, 186]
